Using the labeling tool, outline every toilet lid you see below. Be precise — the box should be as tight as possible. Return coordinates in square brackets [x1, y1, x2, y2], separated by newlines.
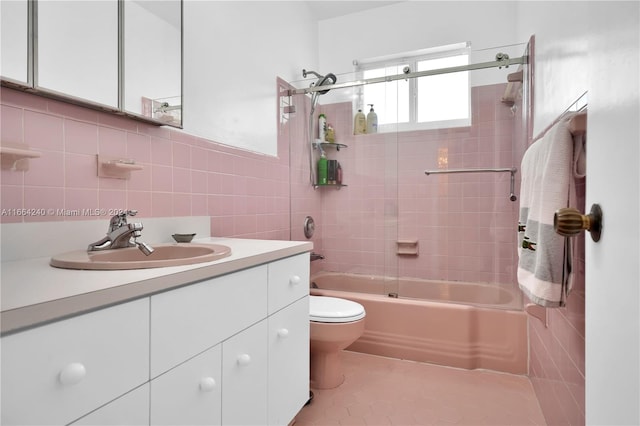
[309, 296, 366, 323]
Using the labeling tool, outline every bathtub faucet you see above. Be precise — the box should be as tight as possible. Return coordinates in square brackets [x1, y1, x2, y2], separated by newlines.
[87, 210, 154, 256]
[310, 252, 325, 262]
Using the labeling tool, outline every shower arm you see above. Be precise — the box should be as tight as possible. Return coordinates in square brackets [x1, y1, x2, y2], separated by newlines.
[290, 55, 527, 95]
[302, 69, 324, 79]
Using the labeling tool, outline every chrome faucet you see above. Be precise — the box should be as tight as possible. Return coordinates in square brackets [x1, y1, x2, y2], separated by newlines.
[88, 210, 154, 255]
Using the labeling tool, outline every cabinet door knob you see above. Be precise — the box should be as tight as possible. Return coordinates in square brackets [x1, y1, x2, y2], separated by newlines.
[277, 328, 289, 338]
[199, 377, 216, 392]
[554, 203, 603, 242]
[237, 353, 251, 366]
[59, 362, 86, 386]
[290, 275, 301, 285]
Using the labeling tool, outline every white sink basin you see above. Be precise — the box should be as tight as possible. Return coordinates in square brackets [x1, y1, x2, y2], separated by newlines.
[50, 243, 231, 270]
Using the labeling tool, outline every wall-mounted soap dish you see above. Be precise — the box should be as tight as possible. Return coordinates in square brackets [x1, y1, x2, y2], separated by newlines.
[97, 155, 144, 179]
[396, 240, 419, 256]
[0, 144, 41, 171]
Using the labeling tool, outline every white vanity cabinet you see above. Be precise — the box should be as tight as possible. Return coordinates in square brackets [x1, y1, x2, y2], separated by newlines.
[148, 264, 268, 425]
[0, 250, 310, 426]
[222, 320, 269, 425]
[150, 346, 222, 425]
[149, 253, 310, 426]
[0, 298, 150, 426]
[268, 296, 310, 425]
[268, 253, 310, 313]
[149, 265, 268, 378]
[71, 384, 150, 426]
[267, 255, 311, 425]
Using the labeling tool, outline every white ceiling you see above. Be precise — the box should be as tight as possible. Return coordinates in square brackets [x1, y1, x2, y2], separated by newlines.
[304, 1, 404, 21]
[135, 1, 402, 28]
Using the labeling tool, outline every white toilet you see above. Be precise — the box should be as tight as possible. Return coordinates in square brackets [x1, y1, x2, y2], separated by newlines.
[309, 295, 366, 389]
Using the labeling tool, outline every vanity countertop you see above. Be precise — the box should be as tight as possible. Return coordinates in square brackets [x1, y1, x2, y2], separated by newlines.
[1, 237, 312, 335]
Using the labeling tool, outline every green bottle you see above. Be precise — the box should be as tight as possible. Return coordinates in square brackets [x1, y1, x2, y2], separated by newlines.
[317, 151, 328, 185]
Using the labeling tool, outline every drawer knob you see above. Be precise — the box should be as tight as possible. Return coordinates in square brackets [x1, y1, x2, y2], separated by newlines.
[199, 377, 216, 392]
[277, 328, 289, 338]
[59, 362, 86, 386]
[237, 354, 251, 366]
[290, 275, 301, 285]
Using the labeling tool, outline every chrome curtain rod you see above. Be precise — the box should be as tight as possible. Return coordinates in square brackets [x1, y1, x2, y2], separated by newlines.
[424, 167, 519, 202]
[290, 55, 527, 95]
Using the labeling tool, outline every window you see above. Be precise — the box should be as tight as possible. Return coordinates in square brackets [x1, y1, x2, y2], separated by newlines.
[355, 42, 471, 132]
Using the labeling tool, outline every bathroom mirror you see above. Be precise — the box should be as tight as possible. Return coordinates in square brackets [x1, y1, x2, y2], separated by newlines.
[37, 1, 119, 108]
[124, 0, 182, 126]
[1, 0, 182, 128]
[0, 0, 29, 85]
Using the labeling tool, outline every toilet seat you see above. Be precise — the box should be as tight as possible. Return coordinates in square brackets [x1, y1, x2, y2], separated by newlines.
[309, 296, 365, 323]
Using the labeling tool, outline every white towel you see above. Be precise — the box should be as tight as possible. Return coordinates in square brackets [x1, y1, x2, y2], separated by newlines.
[517, 112, 583, 307]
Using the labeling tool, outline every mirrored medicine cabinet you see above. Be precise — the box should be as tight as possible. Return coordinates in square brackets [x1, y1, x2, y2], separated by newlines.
[0, 0, 182, 128]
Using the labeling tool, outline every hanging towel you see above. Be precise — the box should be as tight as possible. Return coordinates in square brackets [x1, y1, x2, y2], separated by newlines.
[517, 112, 583, 307]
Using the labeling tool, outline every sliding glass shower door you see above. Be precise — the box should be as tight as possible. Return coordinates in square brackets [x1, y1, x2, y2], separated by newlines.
[285, 42, 527, 307]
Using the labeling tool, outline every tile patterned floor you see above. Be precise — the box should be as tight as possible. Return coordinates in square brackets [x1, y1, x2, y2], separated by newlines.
[293, 351, 546, 426]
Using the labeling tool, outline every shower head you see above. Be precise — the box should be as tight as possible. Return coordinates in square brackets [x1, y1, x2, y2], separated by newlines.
[302, 69, 337, 95]
[315, 73, 337, 95]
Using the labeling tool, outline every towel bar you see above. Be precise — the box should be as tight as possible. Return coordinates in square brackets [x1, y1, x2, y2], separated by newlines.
[424, 167, 518, 201]
[424, 167, 516, 175]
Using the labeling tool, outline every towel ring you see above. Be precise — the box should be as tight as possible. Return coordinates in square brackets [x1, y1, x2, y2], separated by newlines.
[554, 204, 603, 242]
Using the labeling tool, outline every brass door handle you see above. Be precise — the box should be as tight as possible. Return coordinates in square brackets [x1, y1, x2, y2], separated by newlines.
[554, 204, 603, 242]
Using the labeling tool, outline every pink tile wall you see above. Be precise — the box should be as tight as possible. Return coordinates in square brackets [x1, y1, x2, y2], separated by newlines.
[0, 87, 290, 240]
[528, 153, 586, 425]
[518, 40, 585, 423]
[397, 84, 518, 284]
[513, 47, 585, 424]
[303, 84, 519, 284]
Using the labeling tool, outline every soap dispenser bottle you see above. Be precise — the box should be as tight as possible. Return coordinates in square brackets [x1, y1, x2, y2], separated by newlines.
[354, 109, 366, 135]
[317, 150, 328, 185]
[366, 104, 378, 134]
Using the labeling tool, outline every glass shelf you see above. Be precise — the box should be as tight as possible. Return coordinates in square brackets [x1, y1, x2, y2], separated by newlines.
[313, 183, 347, 189]
[313, 140, 348, 151]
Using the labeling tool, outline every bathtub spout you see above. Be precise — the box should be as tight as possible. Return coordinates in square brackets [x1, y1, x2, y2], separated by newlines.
[310, 252, 325, 261]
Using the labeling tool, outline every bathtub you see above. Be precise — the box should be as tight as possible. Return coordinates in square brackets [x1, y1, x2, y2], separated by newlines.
[311, 272, 528, 374]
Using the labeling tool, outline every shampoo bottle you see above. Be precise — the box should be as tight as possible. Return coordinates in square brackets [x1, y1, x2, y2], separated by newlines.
[354, 109, 366, 134]
[317, 151, 328, 185]
[318, 114, 327, 141]
[366, 104, 378, 134]
[326, 124, 336, 143]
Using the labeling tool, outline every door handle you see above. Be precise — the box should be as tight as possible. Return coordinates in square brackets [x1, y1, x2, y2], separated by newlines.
[554, 203, 602, 242]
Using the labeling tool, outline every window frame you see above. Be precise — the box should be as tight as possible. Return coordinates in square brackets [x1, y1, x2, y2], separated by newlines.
[354, 42, 472, 133]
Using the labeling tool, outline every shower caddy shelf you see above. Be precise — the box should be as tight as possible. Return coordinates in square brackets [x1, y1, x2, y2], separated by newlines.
[312, 141, 347, 189]
[314, 183, 347, 189]
[313, 141, 348, 151]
